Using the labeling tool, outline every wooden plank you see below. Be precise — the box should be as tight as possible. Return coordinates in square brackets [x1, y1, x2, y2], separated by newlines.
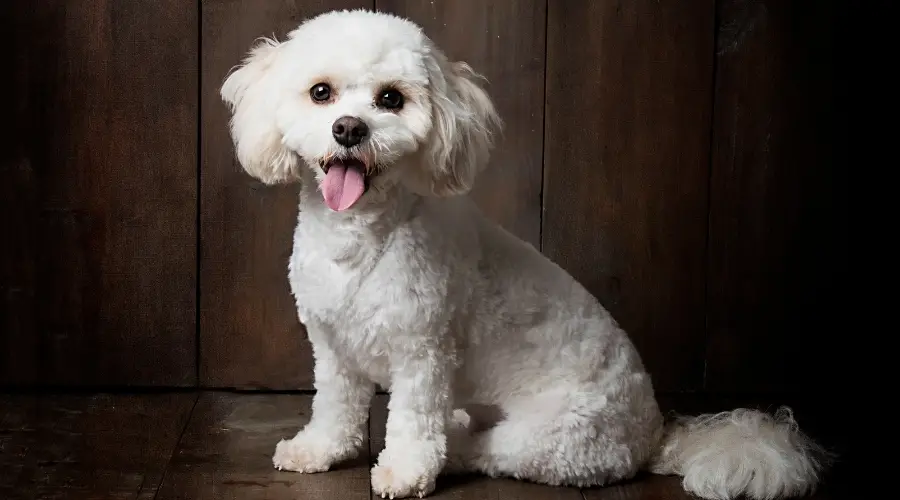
[375, 0, 546, 246]
[704, 0, 844, 392]
[368, 395, 582, 500]
[583, 471, 845, 500]
[581, 475, 693, 500]
[157, 392, 371, 500]
[0, 393, 849, 500]
[542, 0, 716, 391]
[0, 393, 196, 499]
[1, 0, 198, 386]
[0, 1, 37, 385]
[200, 0, 373, 389]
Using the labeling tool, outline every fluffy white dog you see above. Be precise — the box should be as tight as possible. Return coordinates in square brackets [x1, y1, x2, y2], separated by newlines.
[221, 9, 829, 500]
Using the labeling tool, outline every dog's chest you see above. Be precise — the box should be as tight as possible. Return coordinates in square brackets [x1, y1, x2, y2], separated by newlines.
[289, 255, 393, 385]
[287, 222, 394, 384]
[288, 242, 378, 322]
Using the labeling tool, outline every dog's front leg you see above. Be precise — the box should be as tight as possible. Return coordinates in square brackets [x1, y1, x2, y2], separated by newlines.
[371, 351, 450, 499]
[273, 337, 374, 473]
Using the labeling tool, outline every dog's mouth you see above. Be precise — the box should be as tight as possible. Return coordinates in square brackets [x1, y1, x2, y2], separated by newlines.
[319, 156, 374, 212]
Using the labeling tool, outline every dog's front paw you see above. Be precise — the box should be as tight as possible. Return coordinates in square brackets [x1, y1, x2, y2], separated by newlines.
[371, 463, 437, 499]
[273, 431, 360, 473]
[371, 441, 442, 498]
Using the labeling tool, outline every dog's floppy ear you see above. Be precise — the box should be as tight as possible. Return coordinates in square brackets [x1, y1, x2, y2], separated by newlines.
[221, 38, 299, 184]
[422, 45, 502, 197]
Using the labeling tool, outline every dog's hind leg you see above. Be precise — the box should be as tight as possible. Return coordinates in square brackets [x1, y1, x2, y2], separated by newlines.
[445, 389, 662, 488]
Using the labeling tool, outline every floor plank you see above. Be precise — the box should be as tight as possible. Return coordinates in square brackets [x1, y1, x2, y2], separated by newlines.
[583, 469, 847, 500]
[369, 395, 582, 500]
[0, 392, 852, 499]
[581, 474, 692, 500]
[156, 392, 371, 500]
[0, 393, 195, 500]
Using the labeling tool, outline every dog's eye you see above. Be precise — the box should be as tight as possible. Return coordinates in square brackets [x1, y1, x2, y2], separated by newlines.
[310, 83, 331, 103]
[376, 88, 404, 110]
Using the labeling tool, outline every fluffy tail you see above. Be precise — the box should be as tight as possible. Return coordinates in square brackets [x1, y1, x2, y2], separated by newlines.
[647, 406, 833, 500]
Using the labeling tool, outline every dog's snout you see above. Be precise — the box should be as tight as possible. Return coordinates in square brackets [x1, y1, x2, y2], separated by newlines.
[332, 116, 369, 147]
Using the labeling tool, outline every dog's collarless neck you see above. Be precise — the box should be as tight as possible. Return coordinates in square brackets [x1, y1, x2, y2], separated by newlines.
[299, 182, 421, 232]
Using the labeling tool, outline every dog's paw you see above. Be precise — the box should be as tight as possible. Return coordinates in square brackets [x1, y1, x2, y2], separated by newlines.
[272, 432, 359, 473]
[273, 438, 333, 473]
[371, 463, 436, 499]
[371, 441, 442, 498]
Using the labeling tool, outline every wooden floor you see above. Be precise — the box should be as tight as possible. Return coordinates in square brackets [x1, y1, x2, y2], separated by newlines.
[0, 392, 851, 500]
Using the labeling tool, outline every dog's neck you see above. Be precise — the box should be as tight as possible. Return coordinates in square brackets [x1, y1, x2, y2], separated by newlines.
[294, 177, 422, 266]
[297, 175, 421, 237]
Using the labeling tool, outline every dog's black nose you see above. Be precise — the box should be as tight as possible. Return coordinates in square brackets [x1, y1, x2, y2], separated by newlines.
[332, 116, 369, 147]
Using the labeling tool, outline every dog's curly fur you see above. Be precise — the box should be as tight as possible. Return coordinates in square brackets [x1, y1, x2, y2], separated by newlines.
[221, 9, 830, 499]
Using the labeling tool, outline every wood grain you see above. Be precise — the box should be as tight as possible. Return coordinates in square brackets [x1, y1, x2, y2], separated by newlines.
[0, 392, 851, 499]
[368, 395, 583, 500]
[1, 0, 198, 386]
[0, 393, 196, 499]
[542, 0, 716, 392]
[200, 0, 374, 390]
[156, 392, 371, 500]
[0, 1, 37, 385]
[376, 0, 547, 246]
[581, 475, 694, 500]
[582, 470, 846, 500]
[704, 0, 844, 392]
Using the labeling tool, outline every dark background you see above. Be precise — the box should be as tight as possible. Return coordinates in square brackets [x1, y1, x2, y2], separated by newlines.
[2, 0, 846, 399]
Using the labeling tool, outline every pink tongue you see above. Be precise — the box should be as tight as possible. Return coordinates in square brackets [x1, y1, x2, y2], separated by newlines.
[322, 165, 366, 211]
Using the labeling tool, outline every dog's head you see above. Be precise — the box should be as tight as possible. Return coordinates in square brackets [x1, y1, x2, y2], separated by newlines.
[221, 9, 501, 211]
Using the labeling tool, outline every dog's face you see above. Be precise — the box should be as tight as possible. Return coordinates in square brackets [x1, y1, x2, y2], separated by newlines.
[221, 10, 501, 211]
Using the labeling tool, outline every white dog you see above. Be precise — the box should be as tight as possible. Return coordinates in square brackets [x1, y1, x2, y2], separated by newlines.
[220, 9, 829, 500]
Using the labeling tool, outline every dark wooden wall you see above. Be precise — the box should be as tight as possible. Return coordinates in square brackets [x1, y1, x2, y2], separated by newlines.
[1, 0, 843, 394]
[2, 0, 198, 387]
